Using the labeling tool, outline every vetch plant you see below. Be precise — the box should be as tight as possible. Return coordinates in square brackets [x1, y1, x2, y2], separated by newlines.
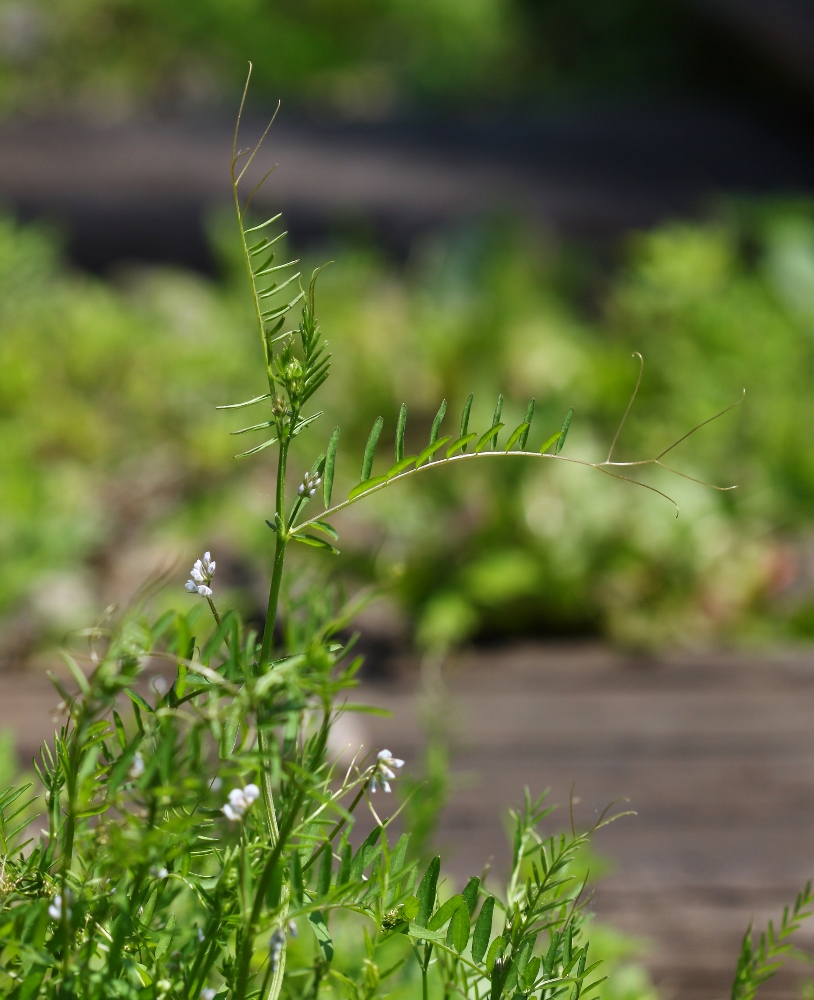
[0, 66, 808, 1000]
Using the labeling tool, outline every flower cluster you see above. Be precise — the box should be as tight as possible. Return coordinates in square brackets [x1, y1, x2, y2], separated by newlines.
[370, 749, 404, 793]
[185, 551, 216, 598]
[222, 783, 260, 822]
[297, 471, 321, 498]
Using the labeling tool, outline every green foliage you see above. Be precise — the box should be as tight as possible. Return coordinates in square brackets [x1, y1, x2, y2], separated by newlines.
[1, 83, 810, 1000]
[0, 92, 646, 1000]
[730, 881, 814, 1000]
[0, 0, 734, 116]
[11, 203, 814, 651]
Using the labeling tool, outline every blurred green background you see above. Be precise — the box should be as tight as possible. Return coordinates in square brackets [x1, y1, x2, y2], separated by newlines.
[2, 0, 814, 659]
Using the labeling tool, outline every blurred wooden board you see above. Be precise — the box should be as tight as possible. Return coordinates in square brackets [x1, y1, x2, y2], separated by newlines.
[4, 643, 814, 998]
[1, 109, 813, 271]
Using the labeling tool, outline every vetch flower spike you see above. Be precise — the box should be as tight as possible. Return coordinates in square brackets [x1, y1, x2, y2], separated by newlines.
[185, 550, 216, 598]
[222, 783, 260, 822]
[297, 470, 322, 498]
[371, 748, 405, 793]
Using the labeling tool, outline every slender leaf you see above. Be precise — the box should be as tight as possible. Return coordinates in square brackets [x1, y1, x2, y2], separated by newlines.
[556, 406, 574, 454]
[386, 456, 418, 479]
[337, 841, 352, 885]
[216, 393, 270, 410]
[519, 398, 535, 448]
[60, 652, 90, 695]
[460, 392, 474, 448]
[348, 474, 388, 501]
[230, 419, 273, 436]
[396, 403, 407, 462]
[234, 436, 278, 459]
[448, 899, 470, 952]
[415, 856, 440, 927]
[472, 896, 495, 962]
[324, 427, 340, 507]
[361, 416, 384, 482]
[484, 933, 505, 973]
[491, 395, 504, 448]
[540, 431, 561, 454]
[243, 212, 282, 233]
[504, 421, 530, 452]
[446, 433, 478, 458]
[428, 894, 464, 932]
[415, 436, 451, 469]
[475, 424, 504, 454]
[309, 519, 338, 541]
[309, 911, 334, 961]
[126, 689, 154, 716]
[291, 534, 339, 555]
[462, 877, 480, 916]
[317, 845, 332, 896]
[429, 399, 447, 445]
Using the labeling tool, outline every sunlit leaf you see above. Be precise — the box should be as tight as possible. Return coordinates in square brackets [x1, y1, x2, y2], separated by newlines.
[446, 433, 478, 458]
[475, 424, 504, 453]
[540, 431, 561, 454]
[348, 474, 388, 501]
[386, 455, 418, 479]
[415, 436, 451, 468]
[504, 421, 530, 452]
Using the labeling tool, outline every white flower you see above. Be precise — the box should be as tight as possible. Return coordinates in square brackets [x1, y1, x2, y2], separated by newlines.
[129, 752, 145, 779]
[200, 990, 216, 1000]
[297, 471, 322, 498]
[185, 551, 216, 598]
[269, 928, 286, 973]
[48, 892, 71, 921]
[370, 749, 404, 793]
[222, 783, 260, 822]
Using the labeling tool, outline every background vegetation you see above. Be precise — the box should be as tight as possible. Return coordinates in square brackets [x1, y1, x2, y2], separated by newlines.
[0, 0, 794, 116]
[4, 201, 814, 655]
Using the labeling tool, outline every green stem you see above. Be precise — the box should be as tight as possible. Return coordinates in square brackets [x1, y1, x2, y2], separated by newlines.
[259, 440, 289, 673]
